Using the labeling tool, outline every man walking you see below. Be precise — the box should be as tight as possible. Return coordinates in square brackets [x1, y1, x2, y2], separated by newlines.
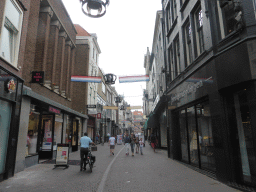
[108, 135, 116, 155]
[80, 133, 95, 171]
[123, 132, 131, 156]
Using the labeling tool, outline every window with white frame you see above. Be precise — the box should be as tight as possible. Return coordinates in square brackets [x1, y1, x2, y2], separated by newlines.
[0, 0, 23, 67]
[217, 1, 238, 39]
[174, 37, 181, 77]
[171, 0, 177, 23]
[168, 46, 175, 81]
[194, 7, 204, 56]
[166, 3, 171, 30]
[102, 82, 106, 94]
[184, 22, 193, 66]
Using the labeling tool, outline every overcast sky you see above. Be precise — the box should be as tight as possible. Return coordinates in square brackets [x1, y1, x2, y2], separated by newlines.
[62, 0, 162, 107]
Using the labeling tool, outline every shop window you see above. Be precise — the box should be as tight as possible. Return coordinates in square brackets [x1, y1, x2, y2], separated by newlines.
[63, 115, 72, 144]
[0, 100, 12, 174]
[234, 91, 256, 183]
[0, 0, 23, 67]
[196, 102, 215, 171]
[27, 112, 40, 156]
[54, 115, 63, 151]
[179, 109, 189, 162]
[187, 106, 199, 165]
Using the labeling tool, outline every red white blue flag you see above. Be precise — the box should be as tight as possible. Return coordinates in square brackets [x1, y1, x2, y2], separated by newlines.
[119, 75, 150, 83]
[71, 76, 102, 83]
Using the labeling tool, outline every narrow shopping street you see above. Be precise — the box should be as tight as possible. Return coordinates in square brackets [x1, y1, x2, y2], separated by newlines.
[0, 142, 240, 192]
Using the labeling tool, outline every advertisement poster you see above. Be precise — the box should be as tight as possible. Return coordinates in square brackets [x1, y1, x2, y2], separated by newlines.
[117, 135, 123, 145]
[42, 120, 52, 151]
[56, 145, 69, 165]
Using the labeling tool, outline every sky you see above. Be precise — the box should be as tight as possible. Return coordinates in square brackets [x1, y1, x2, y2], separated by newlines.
[62, 0, 162, 107]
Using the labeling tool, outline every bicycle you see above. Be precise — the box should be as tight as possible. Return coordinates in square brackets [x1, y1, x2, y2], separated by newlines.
[82, 145, 96, 172]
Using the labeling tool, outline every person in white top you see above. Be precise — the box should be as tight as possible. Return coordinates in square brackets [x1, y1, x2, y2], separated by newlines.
[108, 136, 116, 156]
[139, 138, 144, 155]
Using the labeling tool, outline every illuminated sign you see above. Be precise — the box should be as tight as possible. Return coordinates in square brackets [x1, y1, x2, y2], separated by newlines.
[49, 106, 61, 114]
[32, 71, 44, 83]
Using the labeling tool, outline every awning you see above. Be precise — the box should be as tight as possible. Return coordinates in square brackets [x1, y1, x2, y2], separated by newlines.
[143, 119, 148, 130]
[144, 113, 157, 130]
[23, 86, 88, 119]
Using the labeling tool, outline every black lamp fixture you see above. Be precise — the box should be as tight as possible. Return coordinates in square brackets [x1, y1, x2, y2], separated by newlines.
[80, 0, 110, 18]
[114, 95, 122, 103]
[104, 73, 117, 85]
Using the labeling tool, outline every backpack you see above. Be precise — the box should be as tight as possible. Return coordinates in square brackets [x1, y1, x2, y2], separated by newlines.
[124, 136, 130, 143]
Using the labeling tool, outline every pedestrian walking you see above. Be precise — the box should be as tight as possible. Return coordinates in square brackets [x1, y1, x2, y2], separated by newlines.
[151, 133, 156, 152]
[108, 135, 116, 156]
[135, 135, 139, 154]
[96, 135, 99, 144]
[139, 138, 144, 155]
[123, 132, 131, 156]
[130, 133, 136, 156]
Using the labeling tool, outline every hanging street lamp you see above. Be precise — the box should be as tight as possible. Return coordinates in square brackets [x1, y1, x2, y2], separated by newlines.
[104, 73, 117, 85]
[80, 0, 110, 18]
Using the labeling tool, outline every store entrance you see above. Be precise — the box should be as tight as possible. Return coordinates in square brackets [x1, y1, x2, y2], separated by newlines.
[72, 119, 79, 152]
[38, 115, 54, 159]
[233, 90, 256, 185]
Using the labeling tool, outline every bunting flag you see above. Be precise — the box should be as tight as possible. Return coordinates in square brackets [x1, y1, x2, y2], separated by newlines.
[71, 76, 102, 83]
[119, 75, 149, 83]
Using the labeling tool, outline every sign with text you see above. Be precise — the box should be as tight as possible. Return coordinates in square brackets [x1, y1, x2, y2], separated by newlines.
[31, 71, 44, 83]
[97, 113, 101, 119]
[87, 105, 96, 108]
[49, 106, 61, 114]
[56, 144, 69, 165]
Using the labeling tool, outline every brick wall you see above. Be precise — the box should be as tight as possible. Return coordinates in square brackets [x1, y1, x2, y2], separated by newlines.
[72, 44, 90, 114]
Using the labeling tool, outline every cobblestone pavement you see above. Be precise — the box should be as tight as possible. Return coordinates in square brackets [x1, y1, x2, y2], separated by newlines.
[0, 142, 240, 192]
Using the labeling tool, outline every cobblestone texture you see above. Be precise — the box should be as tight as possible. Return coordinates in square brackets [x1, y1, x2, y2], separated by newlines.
[0, 142, 241, 192]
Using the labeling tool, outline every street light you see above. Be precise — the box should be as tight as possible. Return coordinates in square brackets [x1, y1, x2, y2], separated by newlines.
[80, 0, 110, 18]
[104, 73, 117, 85]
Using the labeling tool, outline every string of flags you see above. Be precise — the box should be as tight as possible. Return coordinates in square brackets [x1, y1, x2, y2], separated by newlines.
[71, 75, 150, 83]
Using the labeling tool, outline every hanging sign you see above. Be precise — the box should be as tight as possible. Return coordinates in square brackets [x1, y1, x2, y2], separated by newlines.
[71, 76, 102, 83]
[31, 71, 44, 83]
[97, 113, 101, 119]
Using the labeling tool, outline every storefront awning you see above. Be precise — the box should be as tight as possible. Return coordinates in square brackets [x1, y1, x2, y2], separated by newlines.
[145, 113, 157, 129]
[143, 119, 148, 130]
[23, 86, 88, 119]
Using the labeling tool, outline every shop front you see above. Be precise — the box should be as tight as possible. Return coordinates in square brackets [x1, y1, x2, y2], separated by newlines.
[0, 67, 23, 181]
[168, 60, 217, 172]
[167, 41, 256, 187]
[21, 87, 87, 167]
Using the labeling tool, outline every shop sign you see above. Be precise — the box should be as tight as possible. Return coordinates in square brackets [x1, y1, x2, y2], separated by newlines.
[87, 105, 96, 108]
[97, 113, 101, 119]
[4, 78, 16, 93]
[31, 71, 44, 83]
[49, 106, 61, 114]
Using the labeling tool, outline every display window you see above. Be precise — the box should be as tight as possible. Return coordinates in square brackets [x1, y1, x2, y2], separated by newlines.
[63, 115, 72, 144]
[27, 112, 40, 156]
[234, 90, 256, 184]
[177, 101, 216, 171]
[0, 100, 12, 174]
[180, 109, 189, 162]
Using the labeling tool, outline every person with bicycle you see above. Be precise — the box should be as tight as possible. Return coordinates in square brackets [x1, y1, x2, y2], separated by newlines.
[80, 132, 95, 171]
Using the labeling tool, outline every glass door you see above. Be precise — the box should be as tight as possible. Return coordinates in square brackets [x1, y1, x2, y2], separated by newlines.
[0, 100, 12, 174]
